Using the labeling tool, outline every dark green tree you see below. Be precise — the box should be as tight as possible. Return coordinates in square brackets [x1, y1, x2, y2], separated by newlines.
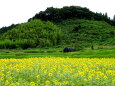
[113, 15, 115, 21]
[28, 6, 114, 25]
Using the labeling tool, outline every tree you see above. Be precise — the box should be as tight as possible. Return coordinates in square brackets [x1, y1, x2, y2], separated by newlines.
[28, 6, 114, 25]
[113, 15, 115, 22]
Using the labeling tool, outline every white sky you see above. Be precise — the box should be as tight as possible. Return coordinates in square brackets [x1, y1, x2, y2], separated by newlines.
[0, 0, 115, 28]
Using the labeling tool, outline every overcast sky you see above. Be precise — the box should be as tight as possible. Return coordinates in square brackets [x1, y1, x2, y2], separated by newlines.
[0, 0, 115, 28]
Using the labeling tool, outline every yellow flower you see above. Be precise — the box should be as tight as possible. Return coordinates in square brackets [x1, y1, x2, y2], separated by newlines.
[63, 81, 69, 85]
[70, 69, 74, 72]
[54, 80, 59, 84]
[48, 73, 53, 77]
[10, 83, 16, 86]
[9, 76, 13, 80]
[0, 57, 115, 86]
[30, 82, 36, 86]
[103, 75, 108, 79]
[78, 71, 84, 76]
[84, 79, 88, 81]
[6, 71, 11, 74]
[1, 67, 4, 71]
[45, 80, 50, 85]
[44, 70, 47, 75]
[16, 69, 20, 72]
[36, 74, 40, 78]
[0, 77, 4, 81]
[5, 80, 10, 85]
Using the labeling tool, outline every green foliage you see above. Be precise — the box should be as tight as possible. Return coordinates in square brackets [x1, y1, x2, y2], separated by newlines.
[30, 6, 114, 25]
[113, 15, 115, 22]
[0, 39, 35, 49]
[56, 19, 115, 46]
[72, 42, 83, 51]
[112, 15, 115, 26]
[0, 20, 62, 49]
[0, 47, 115, 59]
[0, 24, 18, 34]
[0, 40, 16, 49]
[0, 6, 115, 49]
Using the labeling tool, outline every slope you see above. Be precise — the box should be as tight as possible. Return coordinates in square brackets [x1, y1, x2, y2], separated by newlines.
[56, 18, 115, 47]
[0, 19, 62, 49]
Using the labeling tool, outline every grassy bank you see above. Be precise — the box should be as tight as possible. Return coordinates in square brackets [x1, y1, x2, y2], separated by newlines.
[0, 47, 115, 59]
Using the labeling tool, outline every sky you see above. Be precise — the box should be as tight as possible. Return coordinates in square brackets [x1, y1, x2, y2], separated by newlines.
[0, 0, 115, 28]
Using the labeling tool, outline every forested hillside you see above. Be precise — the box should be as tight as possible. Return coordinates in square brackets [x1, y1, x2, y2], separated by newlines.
[56, 19, 115, 46]
[0, 6, 115, 49]
[0, 24, 18, 34]
[0, 20, 62, 49]
[29, 6, 115, 25]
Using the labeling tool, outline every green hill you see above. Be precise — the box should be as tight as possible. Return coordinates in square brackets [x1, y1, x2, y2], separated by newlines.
[0, 19, 62, 49]
[56, 18, 115, 47]
[0, 6, 115, 49]
[29, 6, 115, 26]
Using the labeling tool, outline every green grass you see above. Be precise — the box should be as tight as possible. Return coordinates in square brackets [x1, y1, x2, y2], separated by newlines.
[0, 47, 115, 59]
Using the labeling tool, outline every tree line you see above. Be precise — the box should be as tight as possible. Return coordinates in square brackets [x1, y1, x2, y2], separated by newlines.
[29, 6, 115, 25]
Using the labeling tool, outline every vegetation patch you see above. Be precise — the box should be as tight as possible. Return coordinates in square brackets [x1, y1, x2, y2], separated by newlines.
[0, 57, 115, 86]
[0, 20, 62, 49]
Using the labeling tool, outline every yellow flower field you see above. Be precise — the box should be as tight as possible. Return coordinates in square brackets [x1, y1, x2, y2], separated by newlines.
[0, 57, 115, 86]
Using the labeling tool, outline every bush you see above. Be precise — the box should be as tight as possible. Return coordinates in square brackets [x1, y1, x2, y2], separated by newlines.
[72, 42, 83, 51]
[0, 40, 16, 49]
[0, 39, 36, 49]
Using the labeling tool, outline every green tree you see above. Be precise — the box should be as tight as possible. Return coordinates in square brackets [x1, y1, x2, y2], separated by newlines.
[0, 19, 62, 49]
[113, 15, 115, 21]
